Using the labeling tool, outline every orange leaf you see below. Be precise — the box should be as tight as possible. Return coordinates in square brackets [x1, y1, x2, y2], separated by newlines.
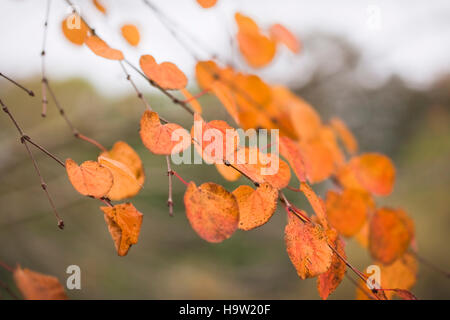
[139, 54, 187, 90]
[330, 117, 358, 155]
[279, 136, 307, 182]
[85, 35, 124, 60]
[317, 237, 347, 299]
[13, 266, 68, 300]
[235, 13, 259, 35]
[184, 182, 239, 243]
[377, 253, 418, 299]
[121, 24, 140, 46]
[210, 81, 240, 125]
[215, 163, 241, 181]
[299, 182, 328, 228]
[140, 110, 191, 155]
[196, 0, 217, 9]
[93, 0, 106, 14]
[369, 208, 414, 264]
[269, 23, 301, 53]
[191, 113, 239, 164]
[326, 189, 373, 237]
[65, 158, 113, 198]
[195, 60, 221, 90]
[100, 203, 143, 256]
[285, 217, 333, 279]
[349, 153, 396, 196]
[288, 96, 322, 142]
[98, 141, 144, 201]
[61, 15, 89, 45]
[233, 183, 278, 231]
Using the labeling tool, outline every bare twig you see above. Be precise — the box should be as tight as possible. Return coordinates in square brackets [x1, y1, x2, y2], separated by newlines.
[166, 156, 174, 217]
[410, 249, 450, 279]
[40, 0, 51, 117]
[0, 72, 34, 97]
[1, 99, 64, 229]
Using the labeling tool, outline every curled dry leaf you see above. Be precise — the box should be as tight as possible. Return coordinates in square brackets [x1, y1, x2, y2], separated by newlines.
[196, 0, 217, 9]
[330, 117, 358, 155]
[101, 203, 143, 256]
[269, 23, 301, 53]
[235, 13, 276, 68]
[140, 110, 191, 155]
[215, 163, 241, 181]
[98, 141, 144, 200]
[279, 136, 307, 182]
[349, 153, 396, 196]
[139, 54, 187, 90]
[369, 207, 414, 264]
[65, 158, 113, 199]
[326, 189, 373, 237]
[121, 24, 140, 46]
[184, 182, 239, 243]
[13, 266, 68, 300]
[317, 237, 347, 300]
[85, 36, 124, 60]
[61, 14, 89, 45]
[233, 183, 278, 231]
[285, 215, 333, 279]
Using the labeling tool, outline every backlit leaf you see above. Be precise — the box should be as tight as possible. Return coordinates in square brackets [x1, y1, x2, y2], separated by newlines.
[85, 36, 124, 60]
[61, 15, 89, 45]
[139, 54, 187, 90]
[121, 24, 140, 46]
[300, 182, 328, 228]
[269, 23, 301, 53]
[93, 0, 106, 14]
[196, 0, 217, 9]
[279, 136, 307, 182]
[65, 158, 113, 199]
[317, 237, 347, 299]
[330, 117, 358, 155]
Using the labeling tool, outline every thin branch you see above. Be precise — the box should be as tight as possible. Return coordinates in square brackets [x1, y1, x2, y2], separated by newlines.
[166, 156, 174, 217]
[410, 249, 450, 279]
[172, 170, 189, 187]
[1, 99, 64, 229]
[118, 60, 152, 110]
[0, 260, 13, 273]
[0, 72, 34, 97]
[40, 0, 52, 117]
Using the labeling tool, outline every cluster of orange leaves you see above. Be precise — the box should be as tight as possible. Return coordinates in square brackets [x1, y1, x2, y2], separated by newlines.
[14, 1, 418, 300]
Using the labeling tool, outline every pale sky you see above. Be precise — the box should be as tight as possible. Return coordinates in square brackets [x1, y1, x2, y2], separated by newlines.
[1, 0, 449, 96]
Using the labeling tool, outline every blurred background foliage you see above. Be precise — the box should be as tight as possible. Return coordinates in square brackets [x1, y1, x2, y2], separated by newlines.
[0, 34, 449, 299]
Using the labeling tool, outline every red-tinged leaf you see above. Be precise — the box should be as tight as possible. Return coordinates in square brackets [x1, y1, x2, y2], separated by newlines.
[184, 182, 239, 243]
[285, 216, 333, 279]
[299, 182, 328, 228]
[279, 135, 307, 182]
[369, 208, 414, 264]
[317, 238, 347, 299]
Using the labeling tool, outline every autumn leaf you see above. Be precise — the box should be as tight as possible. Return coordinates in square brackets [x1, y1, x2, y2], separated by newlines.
[349, 153, 396, 196]
[196, 0, 217, 9]
[93, 0, 106, 14]
[61, 15, 89, 45]
[65, 158, 113, 199]
[13, 266, 68, 300]
[369, 207, 414, 264]
[235, 13, 276, 68]
[215, 163, 241, 181]
[269, 23, 301, 53]
[191, 113, 239, 164]
[326, 189, 373, 237]
[210, 81, 240, 125]
[330, 117, 358, 155]
[317, 237, 347, 299]
[139, 54, 187, 90]
[140, 110, 191, 155]
[285, 216, 333, 279]
[288, 96, 322, 142]
[101, 203, 143, 256]
[85, 35, 124, 60]
[279, 136, 307, 182]
[299, 182, 328, 228]
[233, 183, 278, 231]
[184, 182, 239, 243]
[377, 253, 418, 299]
[121, 24, 140, 46]
[195, 60, 222, 90]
